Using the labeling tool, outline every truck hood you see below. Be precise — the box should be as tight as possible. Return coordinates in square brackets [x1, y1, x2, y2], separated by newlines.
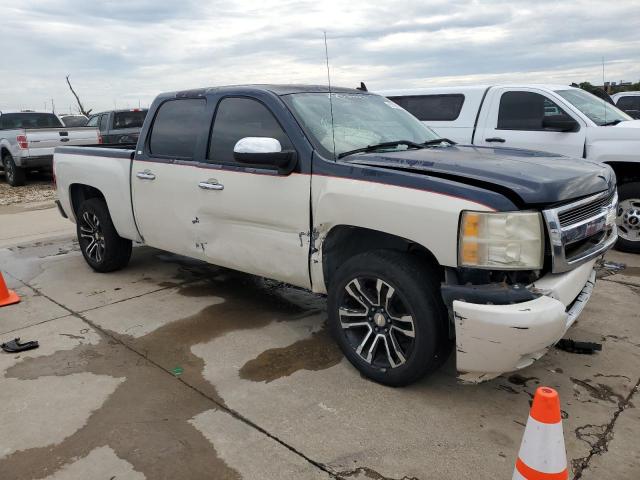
[612, 120, 640, 129]
[347, 145, 614, 207]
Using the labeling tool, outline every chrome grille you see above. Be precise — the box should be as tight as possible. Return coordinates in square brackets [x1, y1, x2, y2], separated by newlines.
[543, 190, 618, 273]
[558, 190, 616, 227]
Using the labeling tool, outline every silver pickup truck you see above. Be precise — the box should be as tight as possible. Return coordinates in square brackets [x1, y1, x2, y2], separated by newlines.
[0, 110, 99, 186]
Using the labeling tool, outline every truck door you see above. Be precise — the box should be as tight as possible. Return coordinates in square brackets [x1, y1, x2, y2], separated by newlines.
[131, 97, 209, 256]
[478, 88, 586, 157]
[193, 95, 312, 289]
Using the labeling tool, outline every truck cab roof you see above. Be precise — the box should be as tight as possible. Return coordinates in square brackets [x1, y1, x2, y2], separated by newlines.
[157, 84, 369, 100]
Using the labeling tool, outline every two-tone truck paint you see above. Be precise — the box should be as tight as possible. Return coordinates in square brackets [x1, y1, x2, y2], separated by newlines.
[54, 85, 617, 385]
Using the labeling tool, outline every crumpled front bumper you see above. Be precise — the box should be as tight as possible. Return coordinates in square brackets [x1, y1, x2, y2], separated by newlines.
[452, 259, 597, 383]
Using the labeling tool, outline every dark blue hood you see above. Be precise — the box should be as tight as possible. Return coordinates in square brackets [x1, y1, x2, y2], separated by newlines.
[347, 145, 614, 206]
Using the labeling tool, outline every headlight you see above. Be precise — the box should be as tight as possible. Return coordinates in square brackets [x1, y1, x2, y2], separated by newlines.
[458, 211, 544, 270]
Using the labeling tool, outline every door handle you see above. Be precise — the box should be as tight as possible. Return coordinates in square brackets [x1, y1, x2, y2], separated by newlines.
[136, 170, 156, 180]
[485, 137, 506, 143]
[198, 179, 224, 191]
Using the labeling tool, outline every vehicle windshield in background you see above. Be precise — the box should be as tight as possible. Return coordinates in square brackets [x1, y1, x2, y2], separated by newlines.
[60, 115, 88, 127]
[113, 110, 147, 130]
[555, 89, 632, 125]
[0, 112, 64, 129]
[283, 93, 440, 159]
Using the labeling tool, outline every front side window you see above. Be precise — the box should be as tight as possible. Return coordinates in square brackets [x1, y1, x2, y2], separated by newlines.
[555, 89, 631, 125]
[149, 99, 207, 158]
[209, 97, 292, 164]
[98, 114, 109, 132]
[497, 91, 573, 130]
[282, 93, 439, 158]
[388, 94, 465, 121]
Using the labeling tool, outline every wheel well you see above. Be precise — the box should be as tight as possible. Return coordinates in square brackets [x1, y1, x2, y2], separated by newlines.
[605, 162, 640, 185]
[1, 147, 10, 160]
[321, 225, 441, 289]
[69, 184, 105, 217]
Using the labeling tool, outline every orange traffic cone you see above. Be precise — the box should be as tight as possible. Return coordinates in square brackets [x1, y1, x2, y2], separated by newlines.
[0, 272, 20, 307]
[513, 387, 568, 479]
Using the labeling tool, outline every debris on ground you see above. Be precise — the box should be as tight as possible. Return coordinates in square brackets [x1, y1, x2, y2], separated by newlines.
[1, 337, 40, 353]
[0, 174, 55, 205]
[596, 260, 626, 279]
[555, 338, 602, 355]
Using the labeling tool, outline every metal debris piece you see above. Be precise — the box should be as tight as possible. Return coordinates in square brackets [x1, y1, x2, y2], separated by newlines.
[1, 337, 39, 353]
[595, 260, 626, 278]
[555, 338, 602, 355]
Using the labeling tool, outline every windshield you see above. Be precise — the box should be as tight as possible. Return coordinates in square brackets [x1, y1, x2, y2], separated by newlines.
[282, 93, 440, 158]
[113, 110, 147, 129]
[555, 89, 632, 125]
[61, 115, 88, 127]
[0, 113, 63, 130]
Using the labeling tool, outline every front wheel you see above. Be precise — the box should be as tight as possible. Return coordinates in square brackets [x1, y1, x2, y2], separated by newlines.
[77, 198, 132, 272]
[2, 153, 26, 186]
[327, 250, 450, 387]
[615, 182, 640, 253]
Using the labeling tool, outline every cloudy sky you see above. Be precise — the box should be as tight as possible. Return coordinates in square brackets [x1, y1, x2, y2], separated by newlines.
[1, 0, 639, 113]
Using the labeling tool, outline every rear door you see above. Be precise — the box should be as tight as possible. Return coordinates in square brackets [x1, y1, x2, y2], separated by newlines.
[478, 88, 586, 156]
[131, 97, 209, 255]
[194, 94, 312, 288]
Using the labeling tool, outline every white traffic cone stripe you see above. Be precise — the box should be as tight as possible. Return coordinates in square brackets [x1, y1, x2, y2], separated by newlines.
[512, 467, 528, 480]
[516, 416, 567, 474]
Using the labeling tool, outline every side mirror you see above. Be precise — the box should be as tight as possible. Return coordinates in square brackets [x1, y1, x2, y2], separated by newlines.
[233, 137, 297, 174]
[542, 115, 579, 132]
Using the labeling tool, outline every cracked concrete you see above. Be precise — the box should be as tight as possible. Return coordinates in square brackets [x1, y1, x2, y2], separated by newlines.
[1, 204, 639, 479]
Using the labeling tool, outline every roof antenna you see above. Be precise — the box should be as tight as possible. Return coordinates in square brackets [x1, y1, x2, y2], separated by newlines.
[323, 31, 336, 160]
[602, 56, 607, 124]
[357, 82, 368, 92]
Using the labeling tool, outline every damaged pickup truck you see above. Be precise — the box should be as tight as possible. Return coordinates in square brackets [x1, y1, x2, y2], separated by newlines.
[53, 85, 618, 386]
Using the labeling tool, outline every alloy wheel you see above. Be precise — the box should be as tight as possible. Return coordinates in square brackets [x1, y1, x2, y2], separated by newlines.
[80, 211, 106, 263]
[337, 277, 416, 369]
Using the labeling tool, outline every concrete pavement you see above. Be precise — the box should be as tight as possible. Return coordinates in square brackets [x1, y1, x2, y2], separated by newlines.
[0, 205, 638, 479]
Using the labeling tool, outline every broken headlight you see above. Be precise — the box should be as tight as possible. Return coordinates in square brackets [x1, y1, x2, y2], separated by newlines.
[458, 211, 544, 270]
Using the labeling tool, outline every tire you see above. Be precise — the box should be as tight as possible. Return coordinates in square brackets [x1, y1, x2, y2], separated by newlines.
[327, 250, 451, 387]
[77, 198, 132, 272]
[2, 152, 26, 186]
[615, 182, 640, 253]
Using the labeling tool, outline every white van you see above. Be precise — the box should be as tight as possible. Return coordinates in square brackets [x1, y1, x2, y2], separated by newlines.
[381, 85, 640, 252]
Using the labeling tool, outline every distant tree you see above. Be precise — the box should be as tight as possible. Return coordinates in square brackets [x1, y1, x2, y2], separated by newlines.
[65, 75, 92, 116]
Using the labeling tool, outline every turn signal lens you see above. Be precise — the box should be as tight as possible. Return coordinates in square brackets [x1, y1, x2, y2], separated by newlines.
[458, 211, 544, 270]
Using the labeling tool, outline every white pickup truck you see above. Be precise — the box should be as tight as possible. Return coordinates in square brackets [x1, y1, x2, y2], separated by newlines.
[383, 85, 640, 252]
[54, 85, 617, 385]
[0, 110, 99, 186]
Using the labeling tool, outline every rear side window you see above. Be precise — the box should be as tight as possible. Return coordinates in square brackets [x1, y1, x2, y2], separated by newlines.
[113, 110, 147, 130]
[0, 113, 63, 129]
[86, 116, 99, 127]
[388, 94, 465, 121]
[98, 114, 109, 132]
[497, 91, 569, 130]
[209, 97, 292, 164]
[616, 96, 640, 111]
[149, 99, 207, 158]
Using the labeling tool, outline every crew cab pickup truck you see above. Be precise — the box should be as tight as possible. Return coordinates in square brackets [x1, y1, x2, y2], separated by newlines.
[54, 85, 617, 385]
[0, 111, 99, 186]
[383, 85, 640, 252]
[86, 108, 148, 145]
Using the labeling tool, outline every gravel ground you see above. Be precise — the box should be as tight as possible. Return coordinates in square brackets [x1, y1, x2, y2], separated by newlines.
[0, 172, 56, 206]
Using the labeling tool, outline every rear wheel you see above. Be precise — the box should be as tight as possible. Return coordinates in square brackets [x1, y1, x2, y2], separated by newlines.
[2, 152, 26, 186]
[328, 250, 451, 387]
[615, 182, 640, 253]
[77, 198, 132, 272]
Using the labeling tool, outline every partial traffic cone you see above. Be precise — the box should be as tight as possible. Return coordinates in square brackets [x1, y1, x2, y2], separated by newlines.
[0, 272, 20, 307]
[513, 386, 568, 480]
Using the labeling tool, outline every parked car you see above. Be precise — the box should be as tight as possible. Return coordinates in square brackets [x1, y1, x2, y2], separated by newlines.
[611, 91, 640, 119]
[59, 114, 88, 127]
[86, 109, 148, 144]
[54, 85, 616, 385]
[382, 85, 640, 252]
[0, 110, 100, 186]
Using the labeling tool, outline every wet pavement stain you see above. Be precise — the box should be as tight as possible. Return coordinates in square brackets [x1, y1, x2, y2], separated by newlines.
[115, 270, 328, 407]
[1, 338, 240, 480]
[239, 325, 342, 383]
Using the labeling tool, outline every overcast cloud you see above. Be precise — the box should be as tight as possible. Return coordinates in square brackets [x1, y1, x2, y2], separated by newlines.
[1, 0, 639, 113]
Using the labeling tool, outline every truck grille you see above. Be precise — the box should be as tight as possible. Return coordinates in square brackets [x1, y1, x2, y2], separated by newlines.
[543, 190, 618, 273]
[558, 190, 616, 227]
